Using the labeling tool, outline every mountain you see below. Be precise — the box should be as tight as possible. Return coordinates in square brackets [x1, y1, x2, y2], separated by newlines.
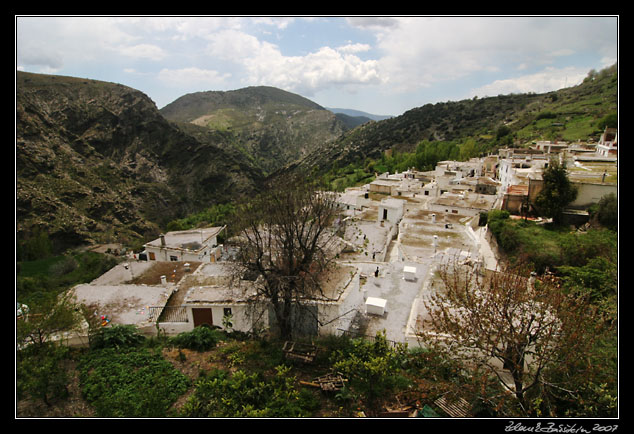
[16, 65, 616, 251]
[327, 108, 393, 121]
[16, 71, 264, 251]
[287, 64, 618, 177]
[160, 86, 347, 175]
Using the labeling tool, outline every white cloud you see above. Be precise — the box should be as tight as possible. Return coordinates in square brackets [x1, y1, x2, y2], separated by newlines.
[245, 46, 384, 95]
[249, 17, 295, 30]
[469, 66, 588, 98]
[337, 43, 371, 54]
[117, 44, 167, 61]
[15, 16, 617, 115]
[368, 16, 617, 95]
[205, 29, 384, 95]
[157, 67, 231, 87]
[346, 17, 400, 31]
[206, 29, 265, 60]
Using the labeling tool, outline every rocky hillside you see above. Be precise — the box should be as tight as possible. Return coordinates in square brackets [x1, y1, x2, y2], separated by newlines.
[16, 71, 264, 251]
[286, 64, 618, 177]
[16, 65, 616, 251]
[160, 86, 347, 175]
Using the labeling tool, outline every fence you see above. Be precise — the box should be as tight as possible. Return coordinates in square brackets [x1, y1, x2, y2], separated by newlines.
[336, 328, 401, 348]
[148, 306, 189, 323]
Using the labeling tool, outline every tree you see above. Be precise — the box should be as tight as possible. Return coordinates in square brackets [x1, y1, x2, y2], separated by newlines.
[17, 342, 71, 407]
[593, 193, 617, 230]
[17, 290, 84, 349]
[331, 331, 409, 415]
[534, 159, 577, 225]
[16, 291, 84, 408]
[418, 260, 601, 416]
[230, 175, 341, 340]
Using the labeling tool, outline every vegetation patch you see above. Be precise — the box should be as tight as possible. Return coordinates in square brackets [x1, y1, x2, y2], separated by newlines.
[78, 346, 190, 417]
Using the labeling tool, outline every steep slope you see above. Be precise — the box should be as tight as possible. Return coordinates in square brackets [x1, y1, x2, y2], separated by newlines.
[16, 71, 264, 250]
[160, 86, 347, 175]
[287, 64, 617, 177]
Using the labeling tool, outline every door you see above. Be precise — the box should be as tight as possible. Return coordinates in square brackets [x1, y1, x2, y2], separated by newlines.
[383, 209, 388, 220]
[192, 308, 213, 327]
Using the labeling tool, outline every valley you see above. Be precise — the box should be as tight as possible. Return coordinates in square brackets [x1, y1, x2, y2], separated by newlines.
[15, 64, 618, 419]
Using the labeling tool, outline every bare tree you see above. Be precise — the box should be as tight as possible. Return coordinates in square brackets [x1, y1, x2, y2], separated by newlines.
[230, 176, 342, 340]
[418, 260, 601, 415]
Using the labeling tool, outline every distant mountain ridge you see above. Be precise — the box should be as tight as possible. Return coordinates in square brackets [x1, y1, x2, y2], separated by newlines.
[327, 107, 393, 121]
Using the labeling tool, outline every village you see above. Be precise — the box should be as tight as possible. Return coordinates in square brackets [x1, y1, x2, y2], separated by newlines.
[67, 128, 618, 349]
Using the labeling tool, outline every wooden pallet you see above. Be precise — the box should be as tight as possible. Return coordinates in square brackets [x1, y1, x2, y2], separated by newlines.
[434, 395, 472, 417]
[300, 372, 347, 392]
[282, 341, 318, 363]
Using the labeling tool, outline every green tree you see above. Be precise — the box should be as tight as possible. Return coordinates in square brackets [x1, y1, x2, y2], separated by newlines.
[17, 227, 53, 261]
[17, 290, 84, 349]
[16, 343, 70, 407]
[596, 112, 618, 130]
[180, 365, 309, 417]
[16, 290, 84, 408]
[331, 331, 409, 415]
[594, 193, 617, 230]
[534, 159, 577, 225]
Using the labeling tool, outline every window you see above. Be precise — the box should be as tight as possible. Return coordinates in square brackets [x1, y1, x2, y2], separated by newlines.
[170, 256, 178, 261]
[223, 308, 233, 329]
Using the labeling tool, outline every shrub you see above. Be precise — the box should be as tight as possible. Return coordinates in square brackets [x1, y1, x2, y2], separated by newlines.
[170, 326, 223, 352]
[180, 365, 310, 417]
[331, 331, 410, 415]
[90, 324, 146, 350]
[17, 343, 70, 407]
[49, 256, 78, 277]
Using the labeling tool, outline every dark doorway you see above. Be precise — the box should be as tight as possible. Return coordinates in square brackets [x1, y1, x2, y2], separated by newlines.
[192, 308, 213, 327]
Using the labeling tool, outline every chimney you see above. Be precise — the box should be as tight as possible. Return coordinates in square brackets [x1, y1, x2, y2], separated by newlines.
[160, 234, 166, 247]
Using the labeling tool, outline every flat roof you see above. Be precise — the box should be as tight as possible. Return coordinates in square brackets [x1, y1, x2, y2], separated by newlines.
[432, 193, 496, 210]
[71, 283, 171, 326]
[181, 262, 358, 305]
[146, 227, 224, 252]
[380, 198, 406, 208]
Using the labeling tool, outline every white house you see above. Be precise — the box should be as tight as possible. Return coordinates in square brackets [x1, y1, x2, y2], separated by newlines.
[378, 198, 405, 225]
[596, 127, 617, 157]
[428, 191, 497, 218]
[369, 179, 400, 195]
[166, 262, 363, 337]
[179, 263, 263, 332]
[337, 188, 371, 211]
[143, 227, 225, 262]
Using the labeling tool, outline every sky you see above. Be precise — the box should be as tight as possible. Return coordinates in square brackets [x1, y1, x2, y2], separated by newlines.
[15, 15, 618, 117]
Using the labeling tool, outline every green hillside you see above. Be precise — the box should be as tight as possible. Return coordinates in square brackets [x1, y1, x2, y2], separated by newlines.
[160, 86, 346, 175]
[287, 64, 617, 184]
